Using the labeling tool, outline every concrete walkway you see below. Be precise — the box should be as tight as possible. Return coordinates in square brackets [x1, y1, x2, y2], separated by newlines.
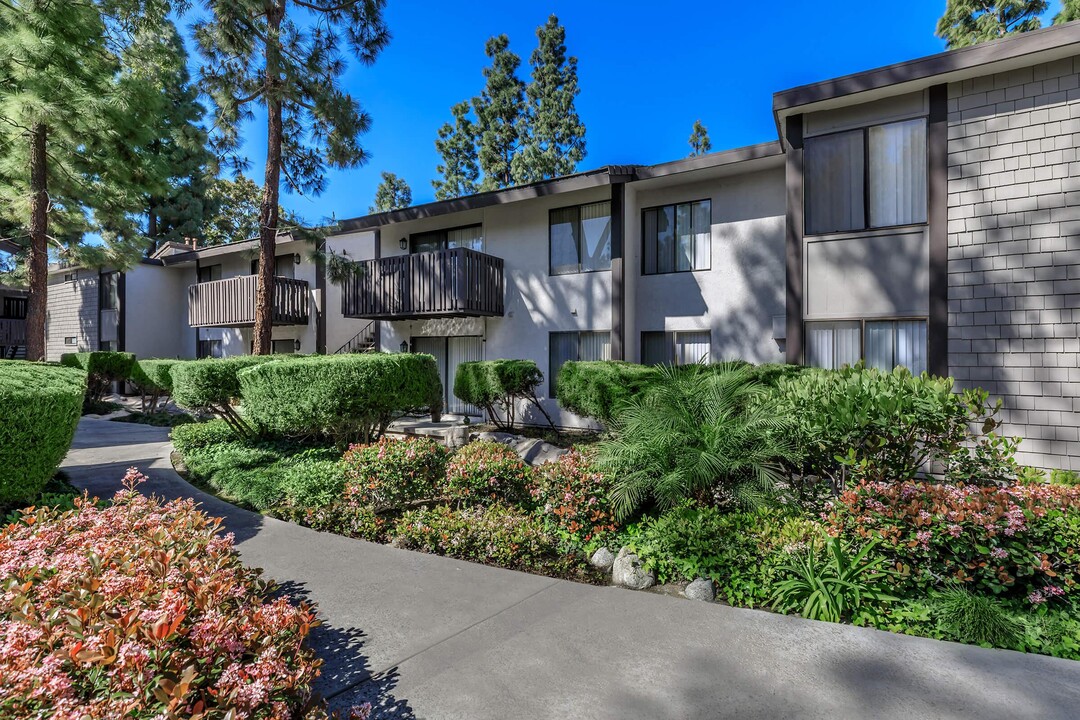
[61, 418, 1080, 719]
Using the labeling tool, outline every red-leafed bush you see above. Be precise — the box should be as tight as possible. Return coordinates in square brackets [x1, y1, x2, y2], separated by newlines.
[340, 436, 450, 508]
[0, 468, 365, 720]
[531, 450, 617, 550]
[828, 480, 1080, 604]
[444, 441, 532, 505]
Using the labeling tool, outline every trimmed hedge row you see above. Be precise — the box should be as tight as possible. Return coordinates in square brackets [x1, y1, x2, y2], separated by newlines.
[60, 351, 135, 402]
[169, 355, 278, 411]
[129, 358, 177, 394]
[238, 352, 442, 444]
[555, 361, 660, 425]
[0, 361, 86, 504]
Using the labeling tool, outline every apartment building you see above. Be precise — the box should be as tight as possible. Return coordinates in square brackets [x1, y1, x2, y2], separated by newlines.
[39, 21, 1080, 468]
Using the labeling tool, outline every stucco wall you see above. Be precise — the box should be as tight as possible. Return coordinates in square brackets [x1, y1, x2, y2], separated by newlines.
[325, 229, 376, 353]
[124, 264, 193, 359]
[947, 55, 1080, 470]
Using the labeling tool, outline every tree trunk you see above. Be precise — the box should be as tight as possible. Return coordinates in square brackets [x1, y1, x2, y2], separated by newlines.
[147, 202, 158, 248]
[25, 123, 48, 362]
[253, 3, 284, 355]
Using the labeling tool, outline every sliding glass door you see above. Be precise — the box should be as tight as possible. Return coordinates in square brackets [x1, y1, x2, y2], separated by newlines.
[411, 335, 483, 416]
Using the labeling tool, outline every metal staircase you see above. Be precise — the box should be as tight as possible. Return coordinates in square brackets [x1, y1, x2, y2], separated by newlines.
[334, 320, 377, 354]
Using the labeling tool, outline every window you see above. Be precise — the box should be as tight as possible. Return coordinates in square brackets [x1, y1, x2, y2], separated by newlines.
[100, 340, 117, 352]
[806, 319, 927, 375]
[197, 264, 222, 283]
[271, 339, 295, 355]
[643, 200, 710, 274]
[411, 224, 483, 253]
[549, 201, 611, 275]
[99, 272, 119, 310]
[548, 331, 611, 397]
[197, 339, 222, 359]
[805, 118, 927, 234]
[63, 272, 74, 283]
[250, 255, 296, 279]
[64, 336, 78, 346]
[641, 331, 711, 366]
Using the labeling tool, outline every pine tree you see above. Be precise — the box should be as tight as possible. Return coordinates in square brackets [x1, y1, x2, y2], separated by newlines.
[370, 171, 412, 212]
[688, 120, 712, 157]
[936, 0, 1047, 48]
[513, 15, 586, 183]
[432, 101, 480, 200]
[1055, 0, 1080, 23]
[473, 35, 525, 192]
[0, 1, 181, 360]
[195, 0, 389, 354]
[202, 176, 264, 246]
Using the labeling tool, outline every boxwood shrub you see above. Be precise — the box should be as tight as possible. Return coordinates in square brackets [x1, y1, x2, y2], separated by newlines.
[59, 350, 135, 402]
[0, 361, 86, 504]
[129, 358, 177, 412]
[170, 356, 278, 434]
[555, 360, 660, 425]
[454, 359, 550, 429]
[238, 353, 442, 444]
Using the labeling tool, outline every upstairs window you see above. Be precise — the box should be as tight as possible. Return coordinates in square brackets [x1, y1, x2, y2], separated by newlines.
[411, 224, 483, 253]
[99, 271, 119, 311]
[197, 264, 222, 283]
[550, 200, 612, 275]
[643, 200, 710, 274]
[805, 118, 927, 234]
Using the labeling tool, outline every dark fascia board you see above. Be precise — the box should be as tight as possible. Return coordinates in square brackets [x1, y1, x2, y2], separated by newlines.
[333, 168, 617, 233]
[632, 141, 784, 180]
[159, 234, 296, 266]
[773, 21, 1080, 126]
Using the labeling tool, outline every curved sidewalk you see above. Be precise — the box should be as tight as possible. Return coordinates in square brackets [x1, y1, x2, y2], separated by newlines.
[62, 417, 1080, 720]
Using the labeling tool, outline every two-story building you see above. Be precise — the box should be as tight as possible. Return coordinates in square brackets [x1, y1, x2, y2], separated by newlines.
[39, 21, 1080, 469]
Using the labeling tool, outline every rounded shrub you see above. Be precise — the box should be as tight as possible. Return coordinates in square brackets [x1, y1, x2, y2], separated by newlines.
[237, 353, 442, 444]
[170, 356, 277, 411]
[555, 360, 659, 425]
[129, 358, 177, 394]
[445, 440, 532, 505]
[0, 361, 86, 504]
[341, 436, 450, 508]
[60, 351, 135, 401]
[170, 418, 237, 454]
[532, 449, 617, 550]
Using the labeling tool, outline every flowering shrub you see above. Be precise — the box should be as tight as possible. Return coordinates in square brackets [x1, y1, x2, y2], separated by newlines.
[532, 450, 617, 551]
[0, 469, 357, 719]
[444, 440, 532, 505]
[288, 498, 393, 544]
[828, 481, 1080, 604]
[392, 503, 568, 573]
[341, 436, 450, 508]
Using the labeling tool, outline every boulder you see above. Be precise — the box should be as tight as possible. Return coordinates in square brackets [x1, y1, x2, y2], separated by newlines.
[684, 578, 715, 602]
[612, 547, 655, 590]
[476, 431, 521, 446]
[589, 547, 616, 573]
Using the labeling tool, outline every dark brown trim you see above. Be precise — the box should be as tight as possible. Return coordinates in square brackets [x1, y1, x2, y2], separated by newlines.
[773, 21, 1080, 118]
[640, 198, 713, 276]
[785, 114, 805, 365]
[117, 271, 126, 352]
[610, 182, 625, 361]
[372, 229, 381, 351]
[631, 141, 783, 180]
[315, 244, 326, 354]
[927, 83, 949, 378]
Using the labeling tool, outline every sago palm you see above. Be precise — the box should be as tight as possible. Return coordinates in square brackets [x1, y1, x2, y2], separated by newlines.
[597, 362, 799, 520]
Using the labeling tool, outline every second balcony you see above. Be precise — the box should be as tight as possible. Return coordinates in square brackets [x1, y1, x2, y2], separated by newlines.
[188, 275, 310, 328]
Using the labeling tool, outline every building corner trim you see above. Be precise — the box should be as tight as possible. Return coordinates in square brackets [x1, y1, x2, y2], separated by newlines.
[610, 182, 626, 361]
[928, 83, 949, 378]
[785, 114, 805, 365]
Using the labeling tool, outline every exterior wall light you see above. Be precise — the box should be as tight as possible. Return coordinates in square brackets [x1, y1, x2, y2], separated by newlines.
[400, 340, 409, 353]
[399, 237, 408, 251]
[294, 339, 301, 352]
[293, 253, 301, 264]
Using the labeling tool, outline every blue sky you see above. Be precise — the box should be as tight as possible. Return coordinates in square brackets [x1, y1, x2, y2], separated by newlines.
[205, 0, 1066, 226]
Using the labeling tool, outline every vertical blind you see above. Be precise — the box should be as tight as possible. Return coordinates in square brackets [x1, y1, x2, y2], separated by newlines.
[643, 200, 711, 274]
[550, 201, 611, 275]
[806, 321, 861, 370]
[675, 331, 711, 365]
[447, 336, 484, 415]
[869, 119, 927, 228]
[580, 201, 612, 272]
[447, 226, 484, 252]
[549, 331, 611, 396]
[805, 130, 865, 234]
[641, 331, 711, 365]
[865, 320, 927, 375]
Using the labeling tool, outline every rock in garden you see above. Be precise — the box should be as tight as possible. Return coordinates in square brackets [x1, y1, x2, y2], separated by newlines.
[612, 547, 655, 590]
[476, 431, 521, 446]
[589, 547, 616, 573]
[684, 578, 715, 602]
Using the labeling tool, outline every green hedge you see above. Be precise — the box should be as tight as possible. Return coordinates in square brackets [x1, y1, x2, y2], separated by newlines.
[0, 361, 86, 504]
[555, 361, 660, 425]
[129, 359, 177, 394]
[238, 353, 442, 444]
[60, 351, 135, 402]
[454, 359, 548, 429]
[169, 356, 276, 411]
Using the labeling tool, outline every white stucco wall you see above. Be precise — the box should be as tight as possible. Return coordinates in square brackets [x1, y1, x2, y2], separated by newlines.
[124, 263, 193, 359]
[325, 229, 377, 353]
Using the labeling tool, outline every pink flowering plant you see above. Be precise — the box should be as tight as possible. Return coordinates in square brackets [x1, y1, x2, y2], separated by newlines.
[531, 450, 618, 551]
[341, 436, 450, 509]
[444, 441, 533, 506]
[828, 480, 1080, 604]
[0, 468, 358, 720]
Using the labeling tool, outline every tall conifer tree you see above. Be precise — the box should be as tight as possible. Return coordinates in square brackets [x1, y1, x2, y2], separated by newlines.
[432, 101, 480, 200]
[195, 0, 389, 354]
[513, 15, 585, 183]
[688, 120, 712, 156]
[370, 171, 411, 212]
[936, 0, 1046, 48]
[473, 35, 525, 192]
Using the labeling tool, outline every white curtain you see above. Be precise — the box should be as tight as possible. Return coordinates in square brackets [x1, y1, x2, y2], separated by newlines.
[805, 129, 865, 234]
[447, 225, 484, 252]
[692, 200, 711, 270]
[869, 119, 927, 228]
[806, 321, 860, 369]
[549, 207, 579, 274]
[865, 321, 894, 372]
[675, 331, 711, 365]
[676, 203, 693, 272]
[579, 331, 611, 362]
[447, 336, 484, 415]
[896, 320, 927, 375]
[580, 201, 611, 272]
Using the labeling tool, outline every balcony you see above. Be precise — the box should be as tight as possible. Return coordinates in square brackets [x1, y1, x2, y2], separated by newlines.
[342, 247, 504, 321]
[0, 318, 25, 346]
[188, 275, 309, 328]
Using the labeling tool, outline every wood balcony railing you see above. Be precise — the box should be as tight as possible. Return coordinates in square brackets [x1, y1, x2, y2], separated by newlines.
[342, 247, 504, 320]
[0, 317, 26, 346]
[188, 275, 309, 328]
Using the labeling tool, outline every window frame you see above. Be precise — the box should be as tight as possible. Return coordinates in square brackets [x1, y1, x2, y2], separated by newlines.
[640, 330, 712, 366]
[548, 200, 613, 276]
[640, 198, 712, 276]
[804, 316, 928, 373]
[99, 271, 119, 311]
[64, 336, 78, 346]
[197, 264, 222, 284]
[409, 223, 484, 254]
[803, 117, 929, 236]
[197, 338, 222, 360]
[548, 330, 611, 397]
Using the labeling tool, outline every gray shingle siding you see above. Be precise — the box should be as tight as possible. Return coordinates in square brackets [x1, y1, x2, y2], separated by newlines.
[947, 56, 1080, 470]
[46, 269, 99, 361]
